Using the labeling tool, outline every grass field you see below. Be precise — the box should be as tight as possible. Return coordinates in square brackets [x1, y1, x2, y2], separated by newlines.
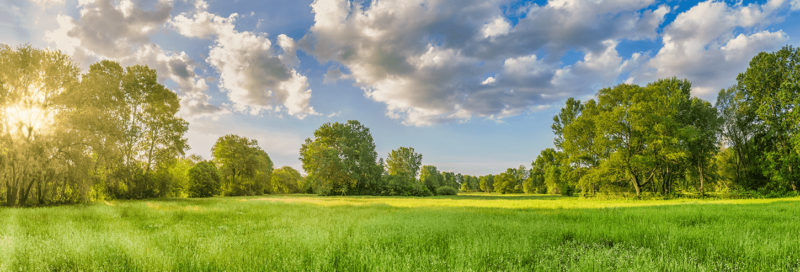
[1, 193, 799, 271]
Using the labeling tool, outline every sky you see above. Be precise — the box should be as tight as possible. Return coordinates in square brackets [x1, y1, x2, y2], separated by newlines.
[2, 0, 799, 176]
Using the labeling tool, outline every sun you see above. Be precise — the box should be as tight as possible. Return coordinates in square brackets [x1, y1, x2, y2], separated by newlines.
[3, 102, 54, 141]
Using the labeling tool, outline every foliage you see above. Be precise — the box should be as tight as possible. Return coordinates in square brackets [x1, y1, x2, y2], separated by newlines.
[385, 147, 422, 178]
[435, 186, 457, 195]
[300, 120, 383, 195]
[212, 135, 274, 196]
[419, 165, 443, 193]
[187, 161, 222, 198]
[270, 166, 305, 194]
[736, 45, 800, 192]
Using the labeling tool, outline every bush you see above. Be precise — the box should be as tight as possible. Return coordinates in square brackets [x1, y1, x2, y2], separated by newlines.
[436, 186, 458, 196]
[188, 161, 222, 198]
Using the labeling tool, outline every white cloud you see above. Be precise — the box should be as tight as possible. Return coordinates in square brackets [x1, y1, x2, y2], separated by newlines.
[629, 0, 791, 97]
[43, 0, 224, 119]
[171, 2, 319, 119]
[302, 0, 667, 126]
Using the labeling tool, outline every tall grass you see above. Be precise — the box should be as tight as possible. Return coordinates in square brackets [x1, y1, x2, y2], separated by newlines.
[1, 194, 799, 271]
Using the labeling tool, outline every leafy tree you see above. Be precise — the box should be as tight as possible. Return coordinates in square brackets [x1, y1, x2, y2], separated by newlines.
[300, 120, 382, 195]
[76, 60, 189, 199]
[271, 166, 305, 194]
[212, 135, 273, 196]
[442, 172, 458, 189]
[436, 186, 457, 195]
[493, 172, 515, 194]
[682, 98, 722, 196]
[715, 86, 768, 189]
[0, 44, 83, 206]
[386, 147, 423, 178]
[419, 165, 443, 193]
[479, 174, 494, 192]
[168, 158, 195, 197]
[737, 45, 800, 192]
[188, 161, 221, 197]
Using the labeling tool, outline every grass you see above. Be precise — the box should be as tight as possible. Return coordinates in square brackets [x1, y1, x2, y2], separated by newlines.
[1, 193, 799, 271]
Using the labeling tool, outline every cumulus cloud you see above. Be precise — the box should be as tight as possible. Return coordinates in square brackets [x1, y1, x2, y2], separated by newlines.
[301, 0, 668, 126]
[629, 0, 790, 97]
[43, 0, 223, 119]
[171, 2, 318, 118]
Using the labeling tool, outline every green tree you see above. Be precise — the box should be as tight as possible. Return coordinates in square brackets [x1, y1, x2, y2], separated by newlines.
[188, 161, 221, 197]
[682, 98, 722, 196]
[212, 135, 273, 196]
[386, 147, 422, 178]
[493, 172, 515, 194]
[715, 86, 768, 190]
[419, 165, 443, 193]
[271, 166, 304, 194]
[76, 60, 189, 199]
[737, 45, 800, 192]
[479, 174, 494, 192]
[300, 120, 382, 195]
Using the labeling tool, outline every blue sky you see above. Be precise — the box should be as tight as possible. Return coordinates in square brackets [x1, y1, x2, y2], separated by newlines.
[2, 0, 799, 175]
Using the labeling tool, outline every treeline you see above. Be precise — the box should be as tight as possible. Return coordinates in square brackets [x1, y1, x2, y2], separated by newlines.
[299, 121, 459, 196]
[520, 45, 800, 198]
[0, 45, 300, 206]
[4, 44, 798, 205]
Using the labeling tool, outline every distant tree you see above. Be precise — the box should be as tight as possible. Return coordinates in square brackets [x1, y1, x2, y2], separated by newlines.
[271, 166, 305, 194]
[436, 186, 457, 196]
[493, 172, 516, 194]
[419, 165, 443, 193]
[212, 135, 274, 196]
[479, 174, 494, 192]
[386, 147, 423, 178]
[300, 120, 382, 195]
[188, 161, 221, 197]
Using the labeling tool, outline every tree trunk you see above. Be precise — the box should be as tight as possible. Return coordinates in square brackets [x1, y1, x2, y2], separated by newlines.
[698, 160, 705, 198]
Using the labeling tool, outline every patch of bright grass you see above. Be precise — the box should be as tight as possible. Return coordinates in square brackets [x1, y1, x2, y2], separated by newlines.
[1, 194, 799, 271]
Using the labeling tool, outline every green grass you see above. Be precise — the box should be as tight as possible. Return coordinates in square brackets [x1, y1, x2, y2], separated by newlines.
[1, 194, 800, 271]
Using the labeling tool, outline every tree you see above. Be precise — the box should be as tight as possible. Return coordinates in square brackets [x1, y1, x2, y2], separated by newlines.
[271, 166, 305, 194]
[0, 44, 82, 206]
[212, 135, 273, 196]
[493, 172, 515, 194]
[386, 147, 423, 178]
[168, 158, 195, 197]
[479, 174, 494, 192]
[715, 86, 768, 190]
[682, 98, 722, 196]
[300, 120, 382, 195]
[188, 161, 221, 197]
[76, 60, 189, 199]
[419, 165, 443, 193]
[737, 45, 800, 192]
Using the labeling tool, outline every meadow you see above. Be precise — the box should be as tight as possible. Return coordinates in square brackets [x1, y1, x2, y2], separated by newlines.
[1, 193, 799, 271]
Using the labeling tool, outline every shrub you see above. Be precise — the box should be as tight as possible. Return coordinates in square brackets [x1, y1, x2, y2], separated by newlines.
[436, 186, 458, 196]
[188, 161, 222, 198]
